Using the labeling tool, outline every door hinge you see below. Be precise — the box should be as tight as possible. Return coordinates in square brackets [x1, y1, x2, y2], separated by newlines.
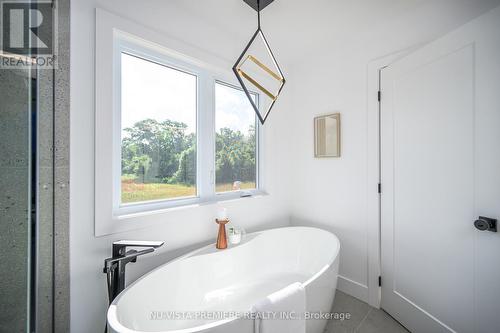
[378, 276, 382, 287]
[377, 91, 381, 102]
[378, 183, 382, 194]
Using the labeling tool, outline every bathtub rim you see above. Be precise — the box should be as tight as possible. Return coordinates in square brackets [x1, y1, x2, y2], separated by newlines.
[107, 226, 340, 333]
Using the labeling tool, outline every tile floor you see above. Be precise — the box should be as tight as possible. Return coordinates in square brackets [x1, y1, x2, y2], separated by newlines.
[324, 290, 410, 333]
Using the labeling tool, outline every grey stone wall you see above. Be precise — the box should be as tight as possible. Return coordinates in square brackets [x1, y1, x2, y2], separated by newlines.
[54, 0, 71, 331]
[0, 67, 31, 333]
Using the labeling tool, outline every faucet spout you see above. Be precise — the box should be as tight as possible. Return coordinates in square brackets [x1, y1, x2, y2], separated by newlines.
[112, 240, 164, 257]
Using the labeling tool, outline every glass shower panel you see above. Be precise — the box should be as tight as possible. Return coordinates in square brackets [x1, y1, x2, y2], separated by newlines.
[0, 64, 33, 332]
[0, 0, 56, 331]
[0, 51, 54, 333]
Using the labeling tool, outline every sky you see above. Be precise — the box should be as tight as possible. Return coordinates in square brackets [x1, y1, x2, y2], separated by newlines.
[121, 53, 257, 136]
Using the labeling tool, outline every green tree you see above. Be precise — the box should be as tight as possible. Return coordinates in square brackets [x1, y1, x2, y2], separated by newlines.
[170, 145, 196, 185]
[121, 119, 194, 183]
[122, 119, 256, 187]
[215, 126, 256, 184]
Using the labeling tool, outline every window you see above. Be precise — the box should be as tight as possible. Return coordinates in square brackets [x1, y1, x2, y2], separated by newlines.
[120, 53, 197, 204]
[110, 37, 263, 215]
[95, 13, 266, 235]
[215, 82, 258, 193]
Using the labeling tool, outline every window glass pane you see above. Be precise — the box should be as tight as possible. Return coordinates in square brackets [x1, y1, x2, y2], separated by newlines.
[215, 82, 257, 193]
[121, 53, 197, 204]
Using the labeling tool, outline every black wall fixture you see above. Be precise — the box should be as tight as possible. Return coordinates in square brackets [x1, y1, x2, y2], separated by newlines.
[233, 0, 285, 124]
[243, 0, 275, 11]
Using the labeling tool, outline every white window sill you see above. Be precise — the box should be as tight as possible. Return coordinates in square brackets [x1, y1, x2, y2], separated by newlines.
[114, 190, 268, 221]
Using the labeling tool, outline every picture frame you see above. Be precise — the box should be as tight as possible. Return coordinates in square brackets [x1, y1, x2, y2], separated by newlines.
[314, 113, 341, 158]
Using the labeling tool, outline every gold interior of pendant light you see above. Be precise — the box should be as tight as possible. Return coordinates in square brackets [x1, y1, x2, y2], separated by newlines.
[236, 54, 284, 101]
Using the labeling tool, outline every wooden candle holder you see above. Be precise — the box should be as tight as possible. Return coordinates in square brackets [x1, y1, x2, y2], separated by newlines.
[216, 218, 229, 249]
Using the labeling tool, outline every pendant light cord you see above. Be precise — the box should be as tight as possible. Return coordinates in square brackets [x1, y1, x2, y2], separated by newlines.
[257, 0, 261, 29]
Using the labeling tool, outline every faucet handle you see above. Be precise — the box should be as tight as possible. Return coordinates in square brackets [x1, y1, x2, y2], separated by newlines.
[113, 240, 164, 247]
[112, 240, 164, 257]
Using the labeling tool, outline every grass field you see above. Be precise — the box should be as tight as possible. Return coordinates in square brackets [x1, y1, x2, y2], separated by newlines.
[121, 180, 256, 203]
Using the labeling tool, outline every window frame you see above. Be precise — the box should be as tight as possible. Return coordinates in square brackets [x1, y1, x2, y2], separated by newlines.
[112, 34, 264, 217]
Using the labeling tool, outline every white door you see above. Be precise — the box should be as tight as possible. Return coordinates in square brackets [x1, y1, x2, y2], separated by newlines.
[380, 7, 500, 333]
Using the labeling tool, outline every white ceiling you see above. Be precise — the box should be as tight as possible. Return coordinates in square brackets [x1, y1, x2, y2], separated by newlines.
[172, 0, 500, 64]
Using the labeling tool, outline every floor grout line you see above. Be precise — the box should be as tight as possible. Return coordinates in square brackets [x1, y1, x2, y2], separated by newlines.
[354, 308, 372, 332]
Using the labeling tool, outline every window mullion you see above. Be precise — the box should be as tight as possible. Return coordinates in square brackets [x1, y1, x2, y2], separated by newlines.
[198, 73, 215, 201]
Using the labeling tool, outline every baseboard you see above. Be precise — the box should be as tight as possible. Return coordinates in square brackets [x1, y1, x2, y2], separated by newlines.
[337, 275, 369, 304]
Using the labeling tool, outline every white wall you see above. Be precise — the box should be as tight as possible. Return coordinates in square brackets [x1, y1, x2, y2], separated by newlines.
[70, 1, 293, 332]
[71, 0, 500, 331]
[288, 3, 500, 303]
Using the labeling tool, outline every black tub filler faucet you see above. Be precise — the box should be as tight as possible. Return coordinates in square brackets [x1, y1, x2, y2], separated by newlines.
[103, 240, 164, 305]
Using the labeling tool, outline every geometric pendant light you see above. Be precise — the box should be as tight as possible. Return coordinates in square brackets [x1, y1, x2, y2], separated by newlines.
[233, 0, 286, 124]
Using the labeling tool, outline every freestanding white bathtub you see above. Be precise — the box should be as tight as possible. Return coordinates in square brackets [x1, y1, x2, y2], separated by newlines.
[108, 226, 340, 333]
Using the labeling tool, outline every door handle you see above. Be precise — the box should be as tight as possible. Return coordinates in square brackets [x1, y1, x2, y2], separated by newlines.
[474, 216, 497, 232]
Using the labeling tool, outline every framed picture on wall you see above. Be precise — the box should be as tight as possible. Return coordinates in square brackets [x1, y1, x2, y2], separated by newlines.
[314, 113, 341, 158]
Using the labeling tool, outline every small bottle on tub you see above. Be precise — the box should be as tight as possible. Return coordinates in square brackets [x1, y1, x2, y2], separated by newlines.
[228, 227, 244, 245]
